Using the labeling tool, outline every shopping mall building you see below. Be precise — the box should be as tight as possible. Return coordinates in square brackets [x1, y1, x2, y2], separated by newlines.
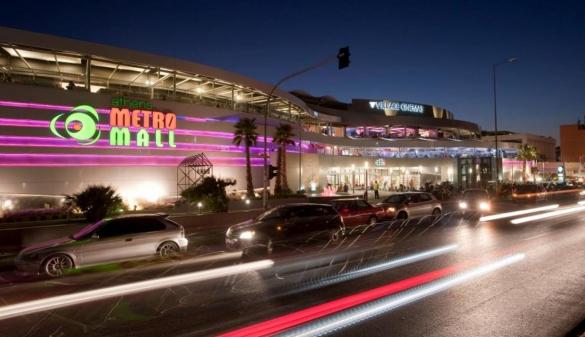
[0, 27, 521, 208]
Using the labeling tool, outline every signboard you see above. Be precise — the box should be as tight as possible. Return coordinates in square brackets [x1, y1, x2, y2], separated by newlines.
[375, 158, 385, 167]
[50, 98, 176, 148]
[368, 100, 424, 114]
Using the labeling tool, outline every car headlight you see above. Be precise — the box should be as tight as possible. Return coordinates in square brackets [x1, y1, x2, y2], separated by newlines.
[580, 190, 585, 196]
[459, 201, 468, 209]
[479, 201, 490, 211]
[387, 207, 395, 213]
[239, 230, 255, 240]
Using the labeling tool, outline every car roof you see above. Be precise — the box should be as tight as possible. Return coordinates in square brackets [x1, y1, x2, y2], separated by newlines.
[330, 198, 361, 202]
[106, 213, 168, 220]
[274, 203, 334, 208]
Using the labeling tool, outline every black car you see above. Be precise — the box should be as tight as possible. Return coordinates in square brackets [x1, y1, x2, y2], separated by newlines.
[225, 203, 345, 255]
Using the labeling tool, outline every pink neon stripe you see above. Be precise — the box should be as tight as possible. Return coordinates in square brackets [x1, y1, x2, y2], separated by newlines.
[0, 117, 272, 142]
[0, 135, 299, 153]
[0, 153, 262, 167]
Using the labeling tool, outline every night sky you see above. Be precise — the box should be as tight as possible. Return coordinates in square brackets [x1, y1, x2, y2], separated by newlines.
[1, 0, 584, 141]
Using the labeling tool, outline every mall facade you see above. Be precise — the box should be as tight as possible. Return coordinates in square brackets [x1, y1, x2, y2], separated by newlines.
[0, 27, 520, 208]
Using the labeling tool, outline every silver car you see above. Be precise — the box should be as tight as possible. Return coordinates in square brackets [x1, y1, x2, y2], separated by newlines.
[375, 192, 442, 219]
[15, 214, 188, 277]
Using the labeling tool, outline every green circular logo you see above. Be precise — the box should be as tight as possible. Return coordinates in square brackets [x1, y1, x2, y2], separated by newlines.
[50, 105, 101, 145]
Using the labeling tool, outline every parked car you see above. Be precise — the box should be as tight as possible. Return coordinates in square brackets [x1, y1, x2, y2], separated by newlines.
[329, 198, 387, 226]
[458, 189, 491, 214]
[15, 214, 188, 277]
[225, 203, 345, 256]
[511, 184, 547, 202]
[375, 192, 442, 220]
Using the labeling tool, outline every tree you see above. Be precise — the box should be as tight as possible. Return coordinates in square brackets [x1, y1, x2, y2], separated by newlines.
[181, 176, 236, 213]
[68, 185, 124, 222]
[232, 118, 258, 198]
[272, 123, 295, 194]
[517, 144, 538, 182]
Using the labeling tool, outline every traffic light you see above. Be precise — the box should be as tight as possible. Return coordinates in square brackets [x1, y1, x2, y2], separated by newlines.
[337, 46, 350, 69]
[268, 165, 279, 180]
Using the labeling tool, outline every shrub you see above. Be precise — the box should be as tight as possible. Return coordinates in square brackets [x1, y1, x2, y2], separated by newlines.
[67, 185, 124, 222]
[181, 177, 236, 213]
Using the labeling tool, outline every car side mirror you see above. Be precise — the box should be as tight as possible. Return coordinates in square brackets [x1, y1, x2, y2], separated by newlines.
[91, 233, 100, 240]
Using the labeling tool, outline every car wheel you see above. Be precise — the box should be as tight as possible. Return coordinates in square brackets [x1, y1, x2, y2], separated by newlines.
[158, 241, 180, 259]
[396, 211, 408, 220]
[42, 254, 73, 278]
[432, 208, 442, 216]
[368, 217, 377, 226]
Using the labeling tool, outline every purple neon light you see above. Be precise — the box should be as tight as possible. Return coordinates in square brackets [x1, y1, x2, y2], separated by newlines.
[0, 117, 274, 142]
[0, 135, 301, 154]
[0, 100, 217, 123]
[0, 153, 263, 167]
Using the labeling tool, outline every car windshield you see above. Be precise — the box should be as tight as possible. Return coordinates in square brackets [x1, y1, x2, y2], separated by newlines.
[71, 220, 105, 240]
[384, 194, 407, 203]
[463, 190, 489, 199]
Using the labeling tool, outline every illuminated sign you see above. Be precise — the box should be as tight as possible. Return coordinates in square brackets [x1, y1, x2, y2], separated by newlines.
[369, 100, 424, 114]
[375, 158, 385, 167]
[50, 101, 176, 148]
[50, 105, 101, 145]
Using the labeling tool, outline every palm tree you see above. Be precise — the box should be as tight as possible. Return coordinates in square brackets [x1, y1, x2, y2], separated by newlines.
[517, 144, 538, 182]
[272, 123, 295, 194]
[232, 118, 258, 197]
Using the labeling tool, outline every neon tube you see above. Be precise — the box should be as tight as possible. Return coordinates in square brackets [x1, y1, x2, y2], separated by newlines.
[0, 153, 263, 167]
[0, 259, 273, 321]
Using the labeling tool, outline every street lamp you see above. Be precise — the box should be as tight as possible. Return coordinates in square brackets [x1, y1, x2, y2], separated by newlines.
[493, 57, 518, 192]
[364, 161, 369, 200]
[262, 48, 351, 209]
[197, 201, 203, 214]
[351, 164, 356, 195]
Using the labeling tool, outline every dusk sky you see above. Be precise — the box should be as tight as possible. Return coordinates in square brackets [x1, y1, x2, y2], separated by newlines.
[1, 0, 584, 141]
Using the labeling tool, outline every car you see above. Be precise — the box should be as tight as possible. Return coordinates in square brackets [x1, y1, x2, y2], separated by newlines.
[458, 188, 491, 214]
[225, 203, 345, 256]
[375, 192, 442, 220]
[15, 214, 188, 277]
[329, 198, 387, 226]
[512, 184, 547, 202]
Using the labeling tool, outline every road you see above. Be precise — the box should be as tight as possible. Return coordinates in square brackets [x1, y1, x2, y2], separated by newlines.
[0, 200, 584, 337]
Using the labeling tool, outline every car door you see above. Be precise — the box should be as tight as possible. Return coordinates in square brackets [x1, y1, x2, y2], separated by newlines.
[417, 193, 434, 216]
[334, 201, 357, 226]
[354, 200, 373, 224]
[407, 194, 424, 218]
[125, 217, 169, 258]
[79, 219, 144, 266]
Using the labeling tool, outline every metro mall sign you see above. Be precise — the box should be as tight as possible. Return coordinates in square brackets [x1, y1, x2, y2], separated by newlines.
[50, 98, 176, 148]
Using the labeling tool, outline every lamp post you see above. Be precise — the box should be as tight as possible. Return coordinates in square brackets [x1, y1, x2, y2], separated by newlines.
[261, 49, 350, 209]
[492, 57, 518, 193]
[351, 164, 355, 195]
[364, 161, 369, 200]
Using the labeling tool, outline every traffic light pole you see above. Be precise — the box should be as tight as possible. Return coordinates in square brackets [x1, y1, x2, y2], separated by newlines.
[262, 55, 339, 209]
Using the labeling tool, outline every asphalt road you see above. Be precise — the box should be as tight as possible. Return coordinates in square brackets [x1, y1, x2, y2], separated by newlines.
[0, 200, 584, 337]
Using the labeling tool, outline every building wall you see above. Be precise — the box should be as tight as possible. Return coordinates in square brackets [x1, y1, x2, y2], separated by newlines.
[560, 124, 585, 162]
[483, 133, 556, 161]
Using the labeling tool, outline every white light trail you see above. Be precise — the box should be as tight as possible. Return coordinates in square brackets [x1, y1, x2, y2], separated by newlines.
[277, 253, 525, 337]
[510, 205, 585, 224]
[479, 204, 559, 222]
[295, 244, 457, 292]
[0, 259, 273, 321]
[578, 200, 585, 205]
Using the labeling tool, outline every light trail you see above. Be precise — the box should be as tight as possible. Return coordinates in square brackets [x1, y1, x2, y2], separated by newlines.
[289, 244, 458, 293]
[479, 204, 559, 222]
[217, 251, 521, 337]
[510, 205, 585, 224]
[0, 259, 273, 321]
[578, 200, 585, 205]
[277, 253, 525, 337]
